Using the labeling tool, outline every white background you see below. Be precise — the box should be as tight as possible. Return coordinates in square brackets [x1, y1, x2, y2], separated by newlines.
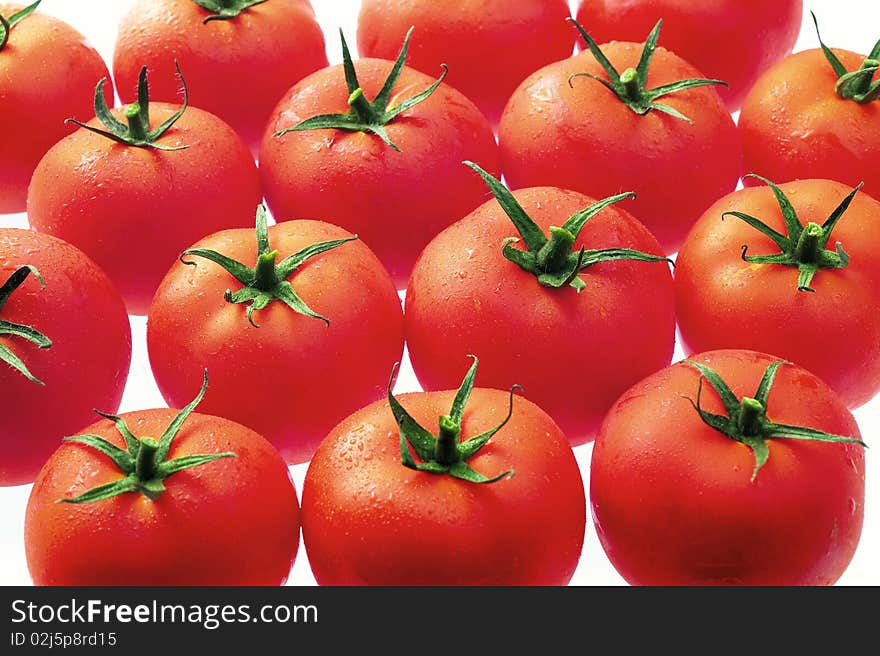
[2, 0, 879, 586]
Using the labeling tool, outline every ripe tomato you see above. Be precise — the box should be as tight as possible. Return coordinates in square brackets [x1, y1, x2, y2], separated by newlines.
[357, 0, 575, 125]
[576, 0, 803, 111]
[675, 177, 880, 409]
[739, 18, 880, 199]
[113, 0, 327, 152]
[260, 30, 500, 287]
[499, 20, 741, 253]
[0, 1, 112, 214]
[405, 164, 674, 444]
[27, 66, 261, 314]
[0, 229, 130, 487]
[302, 357, 586, 585]
[591, 349, 865, 586]
[25, 373, 300, 585]
[147, 206, 404, 465]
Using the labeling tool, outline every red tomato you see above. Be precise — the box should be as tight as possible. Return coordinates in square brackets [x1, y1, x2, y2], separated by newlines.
[113, 0, 327, 152]
[302, 358, 586, 585]
[675, 178, 880, 409]
[147, 208, 404, 465]
[499, 20, 742, 253]
[27, 67, 261, 314]
[405, 166, 675, 444]
[0, 229, 130, 486]
[260, 31, 500, 288]
[576, 0, 803, 111]
[739, 24, 880, 199]
[357, 0, 575, 125]
[25, 375, 300, 585]
[591, 349, 865, 586]
[0, 2, 112, 213]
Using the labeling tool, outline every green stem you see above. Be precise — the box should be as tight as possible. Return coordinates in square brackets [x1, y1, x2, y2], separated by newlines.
[135, 438, 160, 481]
[736, 398, 765, 437]
[348, 88, 378, 124]
[536, 227, 576, 272]
[124, 103, 148, 142]
[620, 68, 641, 101]
[435, 416, 460, 466]
[253, 250, 279, 290]
[857, 58, 879, 94]
[795, 223, 823, 264]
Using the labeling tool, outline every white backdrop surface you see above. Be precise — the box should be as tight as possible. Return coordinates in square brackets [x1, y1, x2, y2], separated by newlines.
[1, 0, 879, 586]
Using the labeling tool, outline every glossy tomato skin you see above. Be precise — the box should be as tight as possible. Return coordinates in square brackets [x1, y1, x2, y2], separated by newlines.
[405, 187, 675, 445]
[576, 0, 803, 111]
[27, 103, 261, 315]
[25, 410, 300, 585]
[675, 180, 880, 409]
[260, 59, 500, 288]
[739, 49, 880, 199]
[147, 219, 404, 465]
[498, 43, 742, 254]
[0, 229, 131, 486]
[591, 350, 864, 586]
[357, 0, 574, 125]
[0, 3, 112, 214]
[302, 388, 586, 585]
[113, 0, 327, 152]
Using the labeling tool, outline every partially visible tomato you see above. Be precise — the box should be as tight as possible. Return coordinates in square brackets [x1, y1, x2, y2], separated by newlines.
[25, 373, 300, 586]
[147, 206, 404, 465]
[576, 0, 803, 111]
[302, 357, 586, 585]
[591, 349, 865, 586]
[406, 164, 674, 444]
[357, 0, 574, 125]
[499, 20, 741, 253]
[27, 65, 261, 314]
[0, 229, 130, 487]
[0, 1, 112, 213]
[260, 30, 500, 287]
[739, 18, 880, 199]
[675, 177, 880, 409]
[113, 0, 327, 152]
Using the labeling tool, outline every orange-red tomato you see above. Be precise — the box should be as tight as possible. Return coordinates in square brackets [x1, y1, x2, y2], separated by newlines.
[302, 383, 586, 585]
[113, 0, 327, 152]
[406, 185, 675, 444]
[260, 58, 500, 288]
[740, 49, 880, 199]
[499, 35, 741, 254]
[147, 218, 404, 465]
[357, 0, 575, 125]
[592, 350, 865, 585]
[0, 2, 112, 213]
[675, 179, 880, 409]
[576, 0, 803, 111]
[25, 407, 300, 585]
[0, 229, 130, 486]
[27, 102, 261, 315]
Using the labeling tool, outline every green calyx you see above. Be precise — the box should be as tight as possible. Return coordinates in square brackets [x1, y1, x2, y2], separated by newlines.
[0, 1, 40, 52]
[0, 266, 52, 385]
[59, 371, 235, 504]
[684, 360, 866, 482]
[389, 356, 516, 484]
[464, 162, 671, 293]
[193, 0, 268, 23]
[65, 62, 189, 151]
[724, 174, 860, 292]
[274, 27, 447, 152]
[568, 18, 727, 123]
[812, 12, 880, 104]
[180, 204, 357, 327]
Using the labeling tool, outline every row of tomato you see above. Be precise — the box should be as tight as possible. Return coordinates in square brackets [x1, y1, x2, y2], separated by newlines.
[1, 0, 877, 585]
